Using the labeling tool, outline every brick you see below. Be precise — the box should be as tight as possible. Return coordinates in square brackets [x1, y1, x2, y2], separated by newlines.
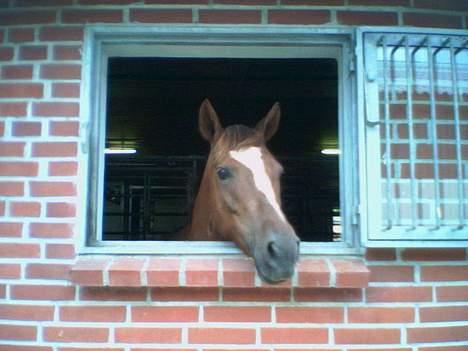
[32, 142, 77, 156]
[0, 263, 21, 279]
[30, 181, 76, 197]
[46, 202, 76, 217]
[80, 287, 147, 301]
[19, 45, 48, 60]
[0, 200, 4, 215]
[10, 201, 41, 217]
[419, 347, 468, 351]
[53, 45, 81, 60]
[295, 288, 362, 302]
[368, 265, 414, 282]
[262, 328, 328, 344]
[26, 263, 71, 280]
[269, 10, 330, 24]
[62, 9, 123, 23]
[0, 324, 37, 341]
[0, 222, 22, 237]
[60, 306, 126, 322]
[0, 162, 39, 177]
[0, 346, 52, 351]
[297, 259, 329, 287]
[8, 28, 35, 42]
[414, 0, 468, 11]
[48, 161, 78, 176]
[115, 328, 181, 343]
[69, 258, 109, 286]
[40, 26, 84, 41]
[436, 286, 468, 302]
[152, 287, 219, 301]
[276, 307, 343, 323]
[52, 82, 80, 98]
[33, 102, 80, 117]
[337, 11, 398, 25]
[0, 102, 28, 116]
[0, 284, 5, 298]
[0, 243, 40, 258]
[50, 121, 79, 136]
[0, 122, 3, 136]
[40, 64, 81, 80]
[0, 304, 54, 321]
[146, 258, 180, 286]
[402, 248, 466, 261]
[30, 222, 74, 238]
[421, 265, 468, 281]
[366, 286, 432, 302]
[46, 243, 75, 259]
[403, 12, 462, 28]
[215, 0, 274, 3]
[12, 122, 42, 136]
[222, 258, 256, 287]
[132, 306, 198, 322]
[11, 284, 75, 300]
[44, 327, 109, 343]
[420, 306, 468, 322]
[2, 65, 33, 79]
[349, 307, 414, 323]
[332, 259, 370, 288]
[0, 182, 24, 196]
[365, 248, 397, 261]
[205, 306, 270, 322]
[109, 257, 145, 286]
[224, 288, 290, 302]
[335, 328, 400, 344]
[189, 328, 255, 344]
[81, 0, 143, 3]
[186, 259, 218, 287]
[0, 47, 14, 61]
[57, 348, 124, 351]
[15, 0, 74, 5]
[145, 0, 207, 3]
[0, 10, 56, 25]
[130, 9, 192, 23]
[0, 83, 43, 98]
[0, 142, 25, 157]
[407, 325, 468, 343]
[200, 10, 261, 24]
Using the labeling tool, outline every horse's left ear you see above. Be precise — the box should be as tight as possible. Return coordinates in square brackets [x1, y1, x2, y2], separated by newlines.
[256, 102, 280, 141]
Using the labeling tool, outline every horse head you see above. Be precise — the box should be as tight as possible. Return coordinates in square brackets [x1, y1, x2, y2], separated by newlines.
[188, 99, 300, 284]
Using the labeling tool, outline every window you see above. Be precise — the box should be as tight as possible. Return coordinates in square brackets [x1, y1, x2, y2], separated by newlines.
[358, 28, 468, 246]
[80, 26, 357, 254]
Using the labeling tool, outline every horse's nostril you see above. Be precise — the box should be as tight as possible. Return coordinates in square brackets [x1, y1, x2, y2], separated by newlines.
[267, 241, 278, 258]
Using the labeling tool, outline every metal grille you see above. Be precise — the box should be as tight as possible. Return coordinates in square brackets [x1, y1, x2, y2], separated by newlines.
[364, 31, 468, 241]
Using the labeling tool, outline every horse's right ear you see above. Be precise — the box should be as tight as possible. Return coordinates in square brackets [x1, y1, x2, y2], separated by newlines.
[199, 99, 223, 144]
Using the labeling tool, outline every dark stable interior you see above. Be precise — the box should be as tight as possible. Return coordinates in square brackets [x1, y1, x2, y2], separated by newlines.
[103, 57, 339, 242]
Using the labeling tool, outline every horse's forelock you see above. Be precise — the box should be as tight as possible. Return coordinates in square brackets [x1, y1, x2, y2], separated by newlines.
[211, 125, 263, 164]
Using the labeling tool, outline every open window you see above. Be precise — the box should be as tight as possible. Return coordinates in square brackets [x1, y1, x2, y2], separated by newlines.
[358, 28, 468, 246]
[80, 26, 357, 254]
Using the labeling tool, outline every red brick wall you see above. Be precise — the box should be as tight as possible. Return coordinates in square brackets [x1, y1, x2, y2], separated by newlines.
[0, 0, 467, 349]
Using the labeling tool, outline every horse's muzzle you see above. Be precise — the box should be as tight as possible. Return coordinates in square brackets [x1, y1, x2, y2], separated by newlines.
[253, 231, 300, 284]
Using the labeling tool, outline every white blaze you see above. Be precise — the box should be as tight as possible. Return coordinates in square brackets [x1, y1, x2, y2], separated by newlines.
[229, 147, 285, 222]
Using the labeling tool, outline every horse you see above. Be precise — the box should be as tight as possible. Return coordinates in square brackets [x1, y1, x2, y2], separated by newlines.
[182, 99, 300, 284]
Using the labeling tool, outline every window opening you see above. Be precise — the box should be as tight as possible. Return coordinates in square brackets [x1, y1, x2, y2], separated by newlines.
[103, 57, 340, 243]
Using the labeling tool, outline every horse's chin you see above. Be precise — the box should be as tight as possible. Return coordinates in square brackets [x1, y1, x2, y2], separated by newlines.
[253, 257, 296, 285]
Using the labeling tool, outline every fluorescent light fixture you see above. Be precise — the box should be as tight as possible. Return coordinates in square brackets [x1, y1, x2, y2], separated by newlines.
[321, 148, 340, 155]
[104, 148, 137, 155]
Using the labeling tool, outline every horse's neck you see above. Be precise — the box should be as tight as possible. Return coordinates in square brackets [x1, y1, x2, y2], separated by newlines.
[184, 169, 220, 241]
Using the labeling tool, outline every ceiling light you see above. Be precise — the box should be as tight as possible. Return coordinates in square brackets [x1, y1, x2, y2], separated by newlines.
[321, 148, 340, 155]
[104, 148, 137, 155]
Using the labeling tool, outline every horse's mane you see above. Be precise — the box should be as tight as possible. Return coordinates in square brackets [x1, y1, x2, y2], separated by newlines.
[211, 124, 262, 164]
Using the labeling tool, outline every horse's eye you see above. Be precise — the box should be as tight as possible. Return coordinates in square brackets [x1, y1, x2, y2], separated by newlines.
[216, 167, 232, 181]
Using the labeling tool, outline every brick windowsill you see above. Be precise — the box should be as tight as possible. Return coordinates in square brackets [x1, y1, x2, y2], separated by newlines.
[69, 256, 370, 289]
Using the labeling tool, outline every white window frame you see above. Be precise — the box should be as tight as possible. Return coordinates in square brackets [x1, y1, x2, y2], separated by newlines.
[78, 25, 360, 255]
[356, 27, 468, 248]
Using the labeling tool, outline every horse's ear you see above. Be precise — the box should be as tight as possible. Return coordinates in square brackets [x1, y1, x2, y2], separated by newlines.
[256, 102, 280, 141]
[199, 99, 223, 144]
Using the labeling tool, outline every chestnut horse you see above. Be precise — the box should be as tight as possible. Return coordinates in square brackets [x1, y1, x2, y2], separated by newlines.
[182, 99, 300, 283]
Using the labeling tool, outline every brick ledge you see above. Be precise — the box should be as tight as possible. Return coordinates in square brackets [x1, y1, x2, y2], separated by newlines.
[69, 256, 369, 288]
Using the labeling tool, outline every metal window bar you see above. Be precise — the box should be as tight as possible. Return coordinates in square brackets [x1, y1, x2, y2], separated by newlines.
[366, 30, 467, 242]
[449, 38, 466, 230]
[404, 36, 418, 230]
